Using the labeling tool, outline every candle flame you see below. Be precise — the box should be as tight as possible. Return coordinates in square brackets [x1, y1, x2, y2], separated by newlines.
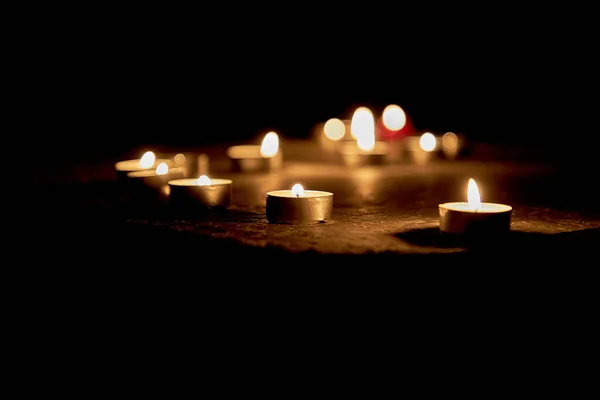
[291, 183, 304, 197]
[139, 151, 156, 168]
[382, 104, 406, 131]
[197, 175, 212, 186]
[174, 153, 186, 165]
[419, 132, 437, 152]
[260, 131, 279, 158]
[467, 178, 481, 211]
[323, 118, 345, 141]
[351, 107, 375, 151]
[155, 162, 169, 175]
[442, 132, 458, 150]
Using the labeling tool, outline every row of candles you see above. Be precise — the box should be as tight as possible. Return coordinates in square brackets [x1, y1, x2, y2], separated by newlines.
[316, 105, 462, 166]
[113, 104, 511, 239]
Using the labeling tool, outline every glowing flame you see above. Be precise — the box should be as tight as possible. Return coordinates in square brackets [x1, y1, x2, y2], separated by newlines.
[351, 107, 375, 151]
[291, 183, 304, 197]
[419, 132, 437, 152]
[442, 132, 458, 149]
[197, 175, 212, 186]
[174, 153, 186, 165]
[260, 131, 279, 158]
[382, 104, 407, 130]
[323, 118, 345, 141]
[155, 162, 169, 175]
[139, 151, 156, 168]
[467, 178, 481, 211]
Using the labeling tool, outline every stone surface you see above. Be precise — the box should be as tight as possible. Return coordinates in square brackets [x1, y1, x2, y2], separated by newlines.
[34, 141, 599, 265]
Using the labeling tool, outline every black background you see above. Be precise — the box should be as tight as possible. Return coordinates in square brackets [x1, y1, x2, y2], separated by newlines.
[30, 5, 598, 168]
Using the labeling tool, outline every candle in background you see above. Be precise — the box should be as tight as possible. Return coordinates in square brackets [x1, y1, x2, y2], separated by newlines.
[338, 107, 389, 167]
[168, 175, 232, 209]
[376, 104, 414, 163]
[316, 117, 346, 156]
[376, 104, 415, 140]
[266, 183, 333, 224]
[197, 153, 210, 176]
[172, 153, 193, 177]
[405, 132, 438, 165]
[227, 131, 282, 173]
[114, 151, 173, 180]
[441, 132, 461, 160]
[126, 162, 186, 199]
[439, 178, 512, 241]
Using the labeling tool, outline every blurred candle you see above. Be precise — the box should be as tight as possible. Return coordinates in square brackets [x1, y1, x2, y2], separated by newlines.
[405, 132, 438, 165]
[172, 153, 191, 177]
[441, 132, 461, 160]
[227, 131, 283, 172]
[197, 153, 210, 176]
[114, 151, 172, 180]
[266, 183, 333, 224]
[439, 178, 512, 240]
[168, 175, 232, 208]
[376, 104, 415, 140]
[338, 107, 389, 167]
[317, 117, 346, 155]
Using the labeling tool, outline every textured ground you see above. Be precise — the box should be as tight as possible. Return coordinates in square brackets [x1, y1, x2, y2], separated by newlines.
[32, 140, 599, 267]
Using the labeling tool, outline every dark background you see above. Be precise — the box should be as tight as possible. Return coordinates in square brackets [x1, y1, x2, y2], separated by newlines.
[30, 5, 598, 169]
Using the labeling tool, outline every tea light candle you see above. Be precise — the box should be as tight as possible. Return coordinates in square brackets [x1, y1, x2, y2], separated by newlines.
[317, 118, 347, 154]
[439, 178, 512, 237]
[406, 132, 439, 165]
[266, 184, 333, 224]
[168, 175, 232, 208]
[227, 131, 282, 172]
[376, 103, 415, 140]
[127, 162, 186, 198]
[339, 106, 389, 166]
[114, 151, 172, 180]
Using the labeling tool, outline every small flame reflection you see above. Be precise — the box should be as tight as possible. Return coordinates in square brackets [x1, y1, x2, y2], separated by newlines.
[260, 131, 279, 158]
[291, 183, 304, 197]
[323, 118, 345, 141]
[351, 107, 375, 151]
[155, 162, 169, 175]
[197, 175, 212, 186]
[467, 178, 481, 211]
[382, 104, 406, 131]
[419, 132, 437, 152]
[139, 151, 156, 168]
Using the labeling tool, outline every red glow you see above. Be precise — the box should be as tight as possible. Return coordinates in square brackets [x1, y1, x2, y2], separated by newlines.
[376, 115, 415, 140]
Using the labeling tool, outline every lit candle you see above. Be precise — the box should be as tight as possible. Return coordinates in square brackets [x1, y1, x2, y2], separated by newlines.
[406, 132, 438, 165]
[376, 104, 415, 140]
[338, 107, 389, 167]
[317, 117, 347, 154]
[227, 131, 282, 172]
[439, 178, 512, 238]
[266, 183, 333, 224]
[126, 162, 186, 198]
[168, 175, 232, 208]
[441, 132, 461, 160]
[114, 151, 173, 180]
